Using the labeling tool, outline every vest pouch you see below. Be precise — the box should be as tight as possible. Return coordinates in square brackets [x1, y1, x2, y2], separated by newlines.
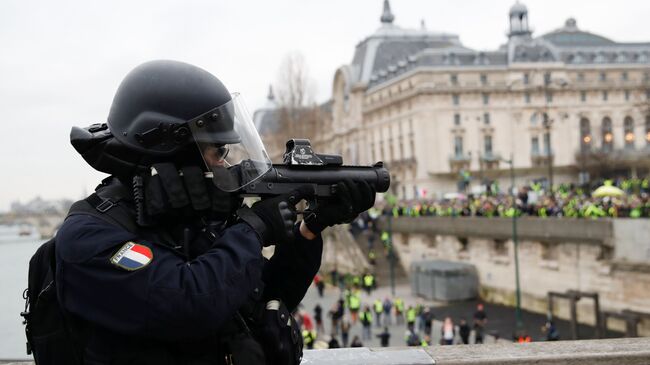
[82, 332, 178, 365]
[30, 281, 80, 365]
[225, 332, 266, 365]
[253, 300, 303, 365]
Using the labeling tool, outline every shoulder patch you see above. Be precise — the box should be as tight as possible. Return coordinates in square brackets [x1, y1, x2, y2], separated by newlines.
[110, 242, 153, 271]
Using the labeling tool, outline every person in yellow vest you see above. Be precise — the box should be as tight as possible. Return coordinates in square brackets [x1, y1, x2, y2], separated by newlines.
[302, 329, 316, 349]
[363, 273, 374, 295]
[607, 205, 617, 217]
[360, 306, 373, 340]
[381, 231, 390, 244]
[368, 250, 376, 266]
[373, 299, 383, 328]
[352, 274, 361, 288]
[641, 178, 650, 193]
[406, 305, 417, 331]
[348, 290, 361, 324]
[394, 297, 405, 325]
[421, 335, 430, 347]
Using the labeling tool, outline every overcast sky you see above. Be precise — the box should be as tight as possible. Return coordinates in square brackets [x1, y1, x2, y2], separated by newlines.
[1, 0, 649, 211]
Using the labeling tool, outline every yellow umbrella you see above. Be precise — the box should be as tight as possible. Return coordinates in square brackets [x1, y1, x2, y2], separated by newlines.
[592, 185, 625, 198]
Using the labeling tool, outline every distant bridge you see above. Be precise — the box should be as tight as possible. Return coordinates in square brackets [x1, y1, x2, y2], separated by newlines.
[0, 213, 65, 239]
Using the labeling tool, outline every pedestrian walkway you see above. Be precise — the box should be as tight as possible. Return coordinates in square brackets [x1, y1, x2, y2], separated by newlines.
[299, 283, 491, 348]
[298, 282, 623, 348]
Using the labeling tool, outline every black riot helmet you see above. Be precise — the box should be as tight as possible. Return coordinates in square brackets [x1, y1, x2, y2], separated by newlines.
[71, 60, 272, 191]
[108, 60, 240, 155]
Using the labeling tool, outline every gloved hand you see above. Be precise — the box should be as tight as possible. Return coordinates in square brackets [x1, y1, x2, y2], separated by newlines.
[141, 163, 241, 221]
[254, 300, 303, 365]
[304, 179, 376, 235]
[238, 186, 314, 246]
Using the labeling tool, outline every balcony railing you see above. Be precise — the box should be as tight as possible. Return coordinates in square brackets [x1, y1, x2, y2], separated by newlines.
[449, 153, 471, 162]
[575, 147, 650, 165]
[384, 157, 417, 169]
[531, 151, 554, 166]
[479, 152, 501, 170]
[480, 152, 502, 163]
[448, 153, 471, 172]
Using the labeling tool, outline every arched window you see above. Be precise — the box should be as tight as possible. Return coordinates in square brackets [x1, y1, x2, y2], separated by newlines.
[601, 117, 613, 152]
[624, 116, 635, 149]
[580, 118, 591, 151]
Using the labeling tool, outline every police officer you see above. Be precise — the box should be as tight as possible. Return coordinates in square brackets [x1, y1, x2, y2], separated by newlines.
[56, 60, 375, 365]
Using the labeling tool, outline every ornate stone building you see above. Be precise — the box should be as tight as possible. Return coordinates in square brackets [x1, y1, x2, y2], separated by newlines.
[257, 1, 650, 199]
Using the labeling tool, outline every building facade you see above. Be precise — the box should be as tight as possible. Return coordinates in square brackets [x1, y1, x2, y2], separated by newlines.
[257, 1, 650, 199]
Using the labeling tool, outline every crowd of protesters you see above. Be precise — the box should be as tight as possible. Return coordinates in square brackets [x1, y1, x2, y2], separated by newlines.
[389, 178, 650, 219]
[295, 208, 567, 348]
[296, 266, 504, 349]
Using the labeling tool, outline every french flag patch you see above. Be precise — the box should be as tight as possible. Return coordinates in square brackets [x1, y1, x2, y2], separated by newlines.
[110, 242, 153, 271]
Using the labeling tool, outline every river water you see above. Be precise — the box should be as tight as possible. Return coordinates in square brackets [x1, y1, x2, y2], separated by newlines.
[0, 229, 44, 360]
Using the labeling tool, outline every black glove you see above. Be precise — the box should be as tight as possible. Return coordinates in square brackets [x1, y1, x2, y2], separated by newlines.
[238, 186, 314, 246]
[254, 300, 303, 365]
[141, 163, 241, 221]
[304, 179, 376, 235]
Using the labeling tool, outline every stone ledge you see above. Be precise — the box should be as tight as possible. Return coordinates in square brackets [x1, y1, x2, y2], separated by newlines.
[301, 338, 650, 365]
[3, 338, 650, 365]
[380, 217, 612, 244]
[423, 337, 650, 364]
[302, 347, 433, 365]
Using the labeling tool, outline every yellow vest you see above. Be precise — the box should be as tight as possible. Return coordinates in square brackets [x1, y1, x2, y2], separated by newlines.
[349, 294, 361, 310]
[374, 300, 383, 313]
[395, 298, 404, 311]
[361, 310, 373, 323]
[407, 308, 416, 322]
[364, 275, 374, 287]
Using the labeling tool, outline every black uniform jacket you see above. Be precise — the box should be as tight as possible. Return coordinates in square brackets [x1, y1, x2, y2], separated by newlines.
[55, 201, 322, 364]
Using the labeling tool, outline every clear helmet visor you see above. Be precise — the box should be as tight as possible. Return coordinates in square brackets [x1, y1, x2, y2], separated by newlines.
[188, 93, 271, 191]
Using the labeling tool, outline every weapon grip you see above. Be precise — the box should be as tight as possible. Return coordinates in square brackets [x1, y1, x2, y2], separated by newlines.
[305, 198, 319, 214]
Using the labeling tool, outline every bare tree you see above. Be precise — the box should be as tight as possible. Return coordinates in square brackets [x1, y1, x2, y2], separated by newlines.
[276, 52, 315, 109]
[273, 52, 321, 155]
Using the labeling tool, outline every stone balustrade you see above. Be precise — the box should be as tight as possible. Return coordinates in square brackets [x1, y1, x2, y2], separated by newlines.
[5, 338, 648, 365]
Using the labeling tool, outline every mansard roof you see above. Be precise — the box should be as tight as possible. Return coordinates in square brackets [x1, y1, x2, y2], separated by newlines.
[337, 2, 650, 92]
[535, 18, 650, 65]
[540, 18, 615, 47]
[350, 22, 461, 85]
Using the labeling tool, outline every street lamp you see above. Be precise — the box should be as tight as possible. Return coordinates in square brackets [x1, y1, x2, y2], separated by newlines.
[386, 214, 396, 297]
[501, 154, 523, 330]
[540, 76, 568, 192]
[542, 112, 554, 190]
